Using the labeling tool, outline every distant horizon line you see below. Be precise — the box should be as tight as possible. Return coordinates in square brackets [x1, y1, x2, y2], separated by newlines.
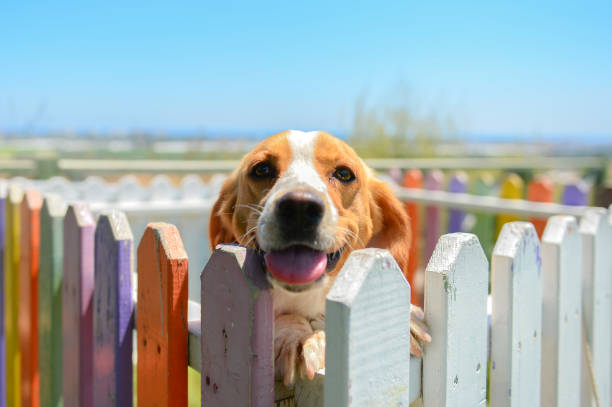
[1, 127, 611, 144]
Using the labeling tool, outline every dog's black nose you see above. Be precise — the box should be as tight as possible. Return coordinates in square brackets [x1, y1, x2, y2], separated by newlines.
[276, 190, 324, 237]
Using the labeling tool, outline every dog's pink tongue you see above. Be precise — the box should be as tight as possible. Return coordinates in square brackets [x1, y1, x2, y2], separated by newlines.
[264, 246, 327, 284]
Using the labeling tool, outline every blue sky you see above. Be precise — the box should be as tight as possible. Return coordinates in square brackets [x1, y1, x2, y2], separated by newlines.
[1, 1, 611, 138]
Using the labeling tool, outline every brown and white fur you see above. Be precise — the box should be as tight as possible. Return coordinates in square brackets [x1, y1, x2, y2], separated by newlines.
[209, 130, 430, 386]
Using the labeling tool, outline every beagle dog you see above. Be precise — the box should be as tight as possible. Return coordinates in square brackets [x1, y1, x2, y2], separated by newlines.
[209, 130, 430, 386]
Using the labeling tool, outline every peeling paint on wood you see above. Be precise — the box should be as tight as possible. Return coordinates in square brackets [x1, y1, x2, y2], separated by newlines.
[201, 244, 274, 406]
[491, 222, 542, 406]
[325, 248, 412, 406]
[39, 194, 66, 407]
[137, 223, 188, 406]
[5, 184, 22, 407]
[93, 211, 134, 407]
[579, 208, 611, 407]
[63, 203, 95, 407]
[423, 233, 488, 407]
[541, 216, 581, 407]
[19, 189, 42, 407]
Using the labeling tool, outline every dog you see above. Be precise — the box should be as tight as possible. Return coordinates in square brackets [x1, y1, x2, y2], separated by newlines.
[209, 130, 430, 386]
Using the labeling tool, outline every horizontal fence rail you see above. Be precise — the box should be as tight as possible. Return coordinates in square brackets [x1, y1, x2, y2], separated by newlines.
[394, 186, 589, 217]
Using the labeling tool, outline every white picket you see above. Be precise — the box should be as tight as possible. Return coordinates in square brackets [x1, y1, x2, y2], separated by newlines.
[490, 222, 542, 406]
[423, 233, 488, 407]
[580, 208, 612, 406]
[149, 174, 178, 201]
[541, 215, 582, 407]
[325, 248, 412, 406]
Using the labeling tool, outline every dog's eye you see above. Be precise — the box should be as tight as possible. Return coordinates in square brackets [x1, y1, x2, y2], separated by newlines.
[333, 166, 355, 183]
[250, 162, 276, 179]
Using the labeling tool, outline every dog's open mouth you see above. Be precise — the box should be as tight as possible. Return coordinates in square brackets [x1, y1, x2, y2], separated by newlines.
[263, 245, 343, 285]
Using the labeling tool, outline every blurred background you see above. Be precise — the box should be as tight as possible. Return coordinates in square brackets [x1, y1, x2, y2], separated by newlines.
[2, 1, 611, 405]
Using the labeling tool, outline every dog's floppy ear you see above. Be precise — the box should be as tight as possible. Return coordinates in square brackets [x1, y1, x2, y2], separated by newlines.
[209, 172, 239, 249]
[366, 178, 411, 274]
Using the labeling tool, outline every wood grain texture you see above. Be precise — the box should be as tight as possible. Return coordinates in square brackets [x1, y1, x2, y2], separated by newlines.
[470, 174, 496, 259]
[62, 203, 95, 407]
[490, 222, 542, 406]
[38, 195, 66, 407]
[527, 175, 554, 238]
[496, 173, 524, 237]
[325, 248, 412, 406]
[579, 208, 611, 407]
[93, 211, 134, 407]
[423, 233, 488, 407]
[5, 184, 22, 407]
[402, 168, 423, 305]
[137, 223, 188, 407]
[541, 216, 582, 407]
[447, 171, 468, 233]
[0, 180, 6, 407]
[18, 189, 42, 407]
[424, 170, 444, 264]
[201, 244, 274, 406]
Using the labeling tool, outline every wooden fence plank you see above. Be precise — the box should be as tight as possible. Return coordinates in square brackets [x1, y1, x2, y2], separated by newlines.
[424, 170, 444, 263]
[19, 190, 42, 407]
[579, 208, 611, 406]
[5, 184, 22, 407]
[402, 168, 423, 305]
[93, 211, 134, 407]
[201, 244, 274, 406]
[423, 233, 488, 407]
[562, 180, 589, 206]
[0, 180, 6, 407]
[470, 174, 496, 259]
[447, 171, 468, 233]
[62, 203, 95, 407]
[527, 175, 554, 238]
[325, 248, 412, 406]
[490, 222, 542, 406]
[496, 173, 524, 237]
[541, 215, 582, 407]
[137, 223, 188, 407]
[39, 195, 66, 407]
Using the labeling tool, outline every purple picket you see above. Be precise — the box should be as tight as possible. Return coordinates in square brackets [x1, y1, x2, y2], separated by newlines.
[562, 180, 589, 206]
[447, 171, 468, 233]
[388, 168, 402, 184]
[424, 170, 444, 262]
[93, 211, 134, 407]
[63, 203, 95, 407]
[0, 180, 7, 407]
[201, 244, 274, 406]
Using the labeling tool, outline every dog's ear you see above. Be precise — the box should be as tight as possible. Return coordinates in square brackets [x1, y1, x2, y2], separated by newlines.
[366, 178, 411, 274]
[209, 172, 239, 249]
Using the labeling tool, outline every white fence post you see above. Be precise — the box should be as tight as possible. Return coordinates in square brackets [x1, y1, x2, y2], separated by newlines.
[423, 233, 489, 407]
[490, 222, 542, 406]
[579, 208, 612, 406]
[541, 216, 582, 407]
[325, 248, 412, 406]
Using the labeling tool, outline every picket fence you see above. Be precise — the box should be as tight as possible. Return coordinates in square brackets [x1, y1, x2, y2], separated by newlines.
[5, 170, 601, 306]
[1, 178, 612, 406]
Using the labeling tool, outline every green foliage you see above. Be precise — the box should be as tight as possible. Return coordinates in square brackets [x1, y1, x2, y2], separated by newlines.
[348, 90, 457, 158]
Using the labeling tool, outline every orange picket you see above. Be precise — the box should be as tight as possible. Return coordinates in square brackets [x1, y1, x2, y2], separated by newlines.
[527, 176, 554, 238]
[137, 223, 189, 406]
[18, 190, 42, 407]
[402, 168, 423, 305]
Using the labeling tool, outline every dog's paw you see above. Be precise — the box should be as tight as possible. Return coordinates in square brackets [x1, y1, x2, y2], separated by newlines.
[275, 314, 324, 386]
[410, 304, 431, 357]
[299, 330, 325, 380]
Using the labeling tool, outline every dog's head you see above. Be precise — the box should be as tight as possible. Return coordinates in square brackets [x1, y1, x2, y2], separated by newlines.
[209, 130, 410, 293]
